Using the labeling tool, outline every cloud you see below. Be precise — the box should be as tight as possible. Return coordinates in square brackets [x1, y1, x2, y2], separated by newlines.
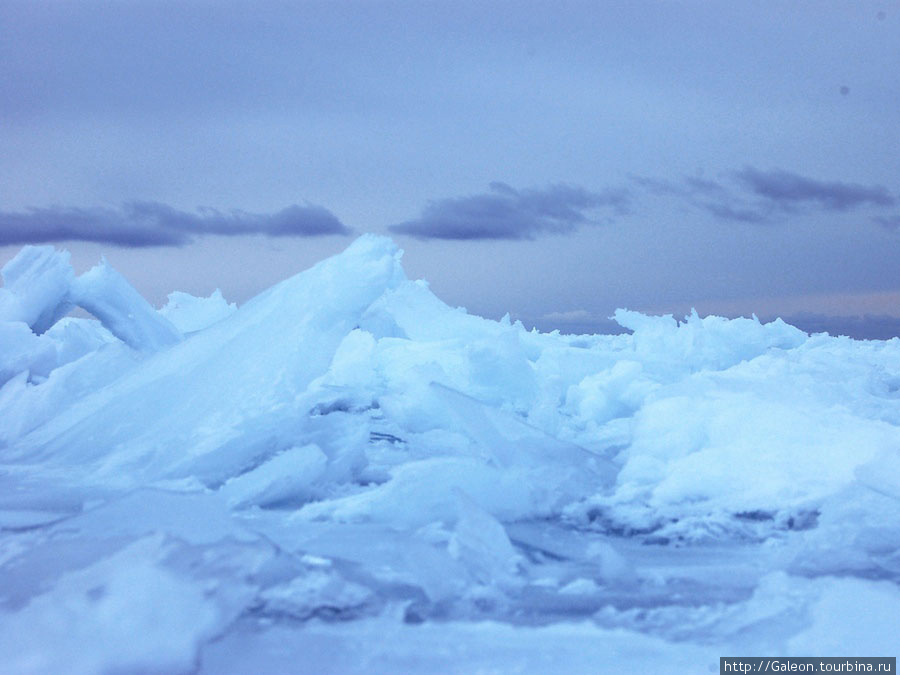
[873, 215, 900, 230]
[781, 312, 900, 341]
[629, 173, 771, 223]
[735, 167, 895, 211]
[0, 202, 351, 247]
[631, 167, 896, 225]
[701, 202, 769, 224]
[388, 182, 630, 240]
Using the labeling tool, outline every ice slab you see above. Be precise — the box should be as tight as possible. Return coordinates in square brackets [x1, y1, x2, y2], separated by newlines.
[68, 258, 182, 351]
[0, 246, 74, 334]
[159, 289, 236, 333]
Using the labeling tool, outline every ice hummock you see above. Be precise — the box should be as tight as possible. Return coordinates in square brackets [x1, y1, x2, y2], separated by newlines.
[1, 235, 899, 674]
[0, 246, 75, 334]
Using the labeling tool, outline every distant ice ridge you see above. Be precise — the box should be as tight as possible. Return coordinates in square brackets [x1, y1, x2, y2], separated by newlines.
[1, 235, 899, 674]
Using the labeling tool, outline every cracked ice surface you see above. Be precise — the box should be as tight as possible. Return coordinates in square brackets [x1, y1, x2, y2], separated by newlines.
[1, 235, 899, 674]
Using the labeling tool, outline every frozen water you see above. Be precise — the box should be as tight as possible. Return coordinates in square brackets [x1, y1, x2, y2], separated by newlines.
[68, 258, 182, 351]
[0, 246, 75, 334]
[0, 322, 57, 386]
[159, 289, 236, 333]
[1, 235, 899, 673]
[220, 443, 328, 508]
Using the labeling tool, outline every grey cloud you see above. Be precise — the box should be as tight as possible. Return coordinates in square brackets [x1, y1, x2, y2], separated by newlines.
[683, 176, 730, 198]
[629, 173, 771, 223]
[0, 202, 350, 248]
[735, 167, 895, 211]
[872, 215, 900, 231]
[631, 167, 896, 225]
[626, 175, 682, 197]
[780, 312, 900, 341]
[701, 202, 769, 224]
[388, 183, 630, 241]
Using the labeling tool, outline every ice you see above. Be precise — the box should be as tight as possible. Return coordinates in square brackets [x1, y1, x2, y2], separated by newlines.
[0, 536, 225, 675]
[0, 322, 57, 386]
[0, 246, 74, 333]
[220, 443, 328, 508]
[0, 248, 180, 393]
[855, 447, 900, 500]
[258, 565, 376, 621]
[2, 234, 899, 673]
[598, 388, 899, 533]
[613, 307, 808, 373]
[159, 288, 236, 333]
[0, 316, 117, 389]
[786, 575, 900, 656]
[198, 615, 719, 675]
[447, 491, 521, 585]
[5, 234, 405, 488]
[295, 456, 543, 526]
[68, 258, 182, 351]
[44, 317, 118, 367]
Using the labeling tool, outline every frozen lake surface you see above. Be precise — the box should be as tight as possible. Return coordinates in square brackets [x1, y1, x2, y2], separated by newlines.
[1, 236, 898, 673]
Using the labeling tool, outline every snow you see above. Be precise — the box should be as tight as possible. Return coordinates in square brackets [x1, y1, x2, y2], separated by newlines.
[1, 235, 899, 673]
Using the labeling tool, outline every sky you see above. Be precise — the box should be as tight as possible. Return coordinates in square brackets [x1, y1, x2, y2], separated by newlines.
[2, 0, 900, 337]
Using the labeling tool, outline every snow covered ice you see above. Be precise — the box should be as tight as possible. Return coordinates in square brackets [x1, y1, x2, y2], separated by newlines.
[1, 235, 898, 674]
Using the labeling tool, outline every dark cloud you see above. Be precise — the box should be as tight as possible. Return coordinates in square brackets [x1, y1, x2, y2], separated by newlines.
[682, 176, 730, 197]
[0, 202, 350, 248]
[631, 167, 896, 225]
[388, 183, 630, 241]
[735, 167, 895, 212]
[873, 215, 900, 230]
[627, 175, 682, 197]
[629, 173, 772, 223]
[701, 202, 769, 224]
